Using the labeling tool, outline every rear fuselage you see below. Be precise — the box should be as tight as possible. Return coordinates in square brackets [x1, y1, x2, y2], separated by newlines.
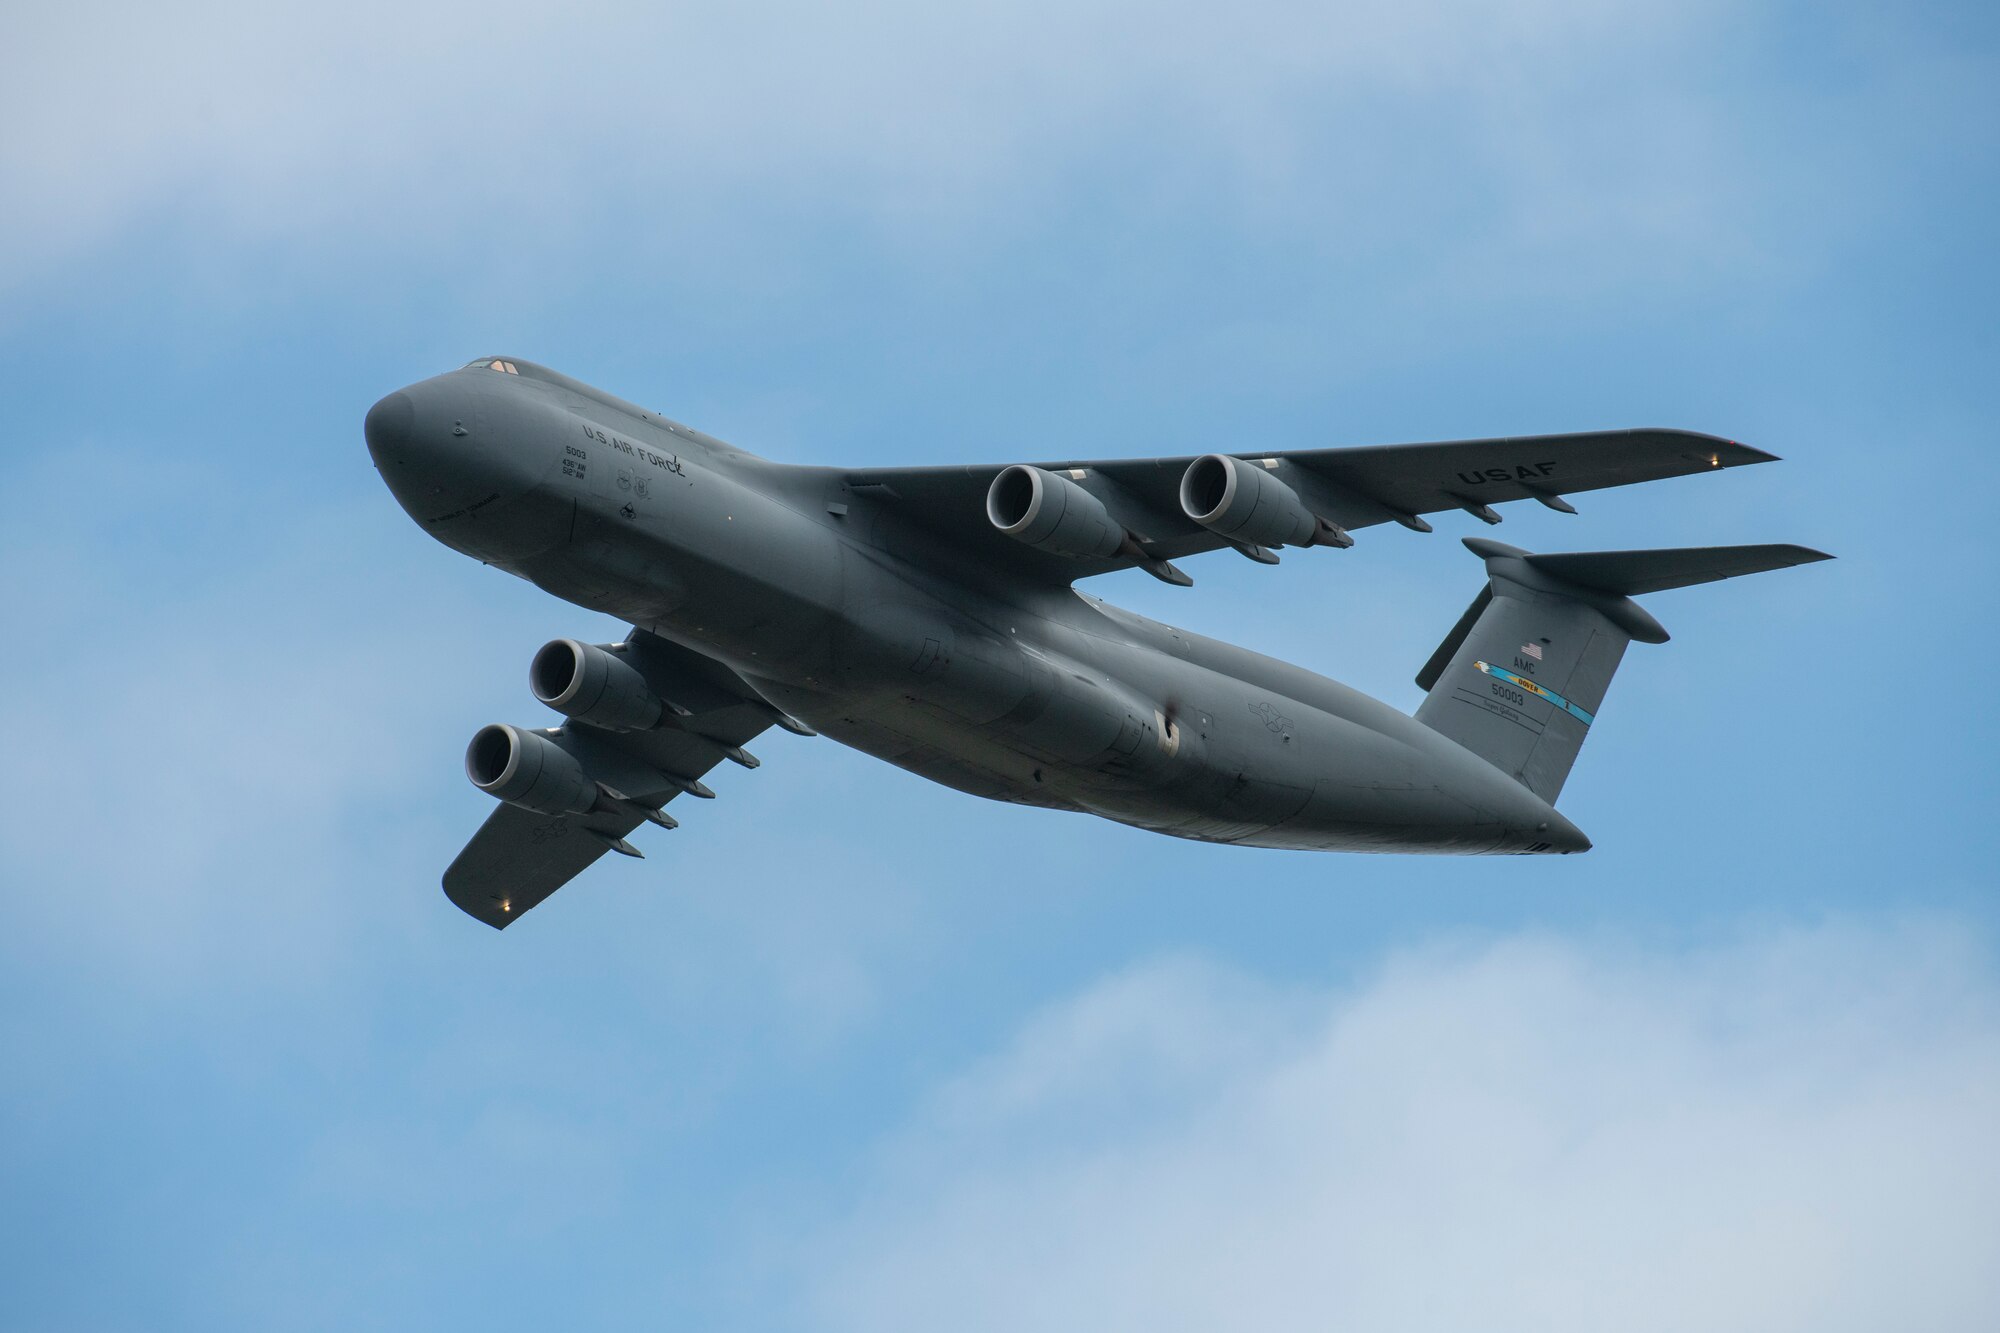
[365, 360, 1587, 855]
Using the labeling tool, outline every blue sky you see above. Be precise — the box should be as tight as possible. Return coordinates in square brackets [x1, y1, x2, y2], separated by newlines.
[2, 2, 1996, 1328]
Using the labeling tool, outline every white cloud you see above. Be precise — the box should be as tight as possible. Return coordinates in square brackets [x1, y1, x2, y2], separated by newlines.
[808, 922, 2000, 1332]
[3, 0, 1820, 296]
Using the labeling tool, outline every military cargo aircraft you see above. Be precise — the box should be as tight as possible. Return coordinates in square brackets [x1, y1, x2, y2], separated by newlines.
[365, 357, 1829, 928]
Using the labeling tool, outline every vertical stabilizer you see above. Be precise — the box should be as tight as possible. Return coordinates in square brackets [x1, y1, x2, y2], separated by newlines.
[1414, 538, 1829, 803]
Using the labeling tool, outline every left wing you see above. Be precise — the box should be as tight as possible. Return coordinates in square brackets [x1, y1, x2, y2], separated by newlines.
[842, 428, 1776, 586]
[444, 801, 649, 929]
[442, 630, 786, 929]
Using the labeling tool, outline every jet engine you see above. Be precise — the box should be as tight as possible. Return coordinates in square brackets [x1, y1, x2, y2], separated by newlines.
[1179, 454, 1347, 549]
[986, 465, 1125, 560]
[530, 638, 663, 732]
[465, 723, 597, 816]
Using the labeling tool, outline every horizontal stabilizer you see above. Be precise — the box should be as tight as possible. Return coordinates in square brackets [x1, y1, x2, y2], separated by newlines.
[1521, 544, 1832, 597]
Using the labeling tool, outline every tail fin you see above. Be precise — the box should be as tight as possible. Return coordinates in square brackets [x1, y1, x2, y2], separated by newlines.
[1414, 538, 1830, 803]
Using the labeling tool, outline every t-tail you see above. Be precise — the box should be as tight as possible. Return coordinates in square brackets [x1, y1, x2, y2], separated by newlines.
[1414, 537, 1831, 805]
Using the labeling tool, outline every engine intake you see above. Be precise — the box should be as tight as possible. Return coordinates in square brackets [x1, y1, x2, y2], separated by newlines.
[1179, 454, 1323, 549]
[986, 465, 1125, 560]
[466, 723, 598, 816]
[530, 638, 663, 732]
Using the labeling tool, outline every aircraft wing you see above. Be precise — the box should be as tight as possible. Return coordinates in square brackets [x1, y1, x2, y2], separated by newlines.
[843, 428, 1776, 586]
[445, 801, 649, 928]
[442, 630, 781, 929]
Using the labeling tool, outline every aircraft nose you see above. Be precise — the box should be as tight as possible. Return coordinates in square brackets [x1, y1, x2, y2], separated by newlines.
[365, 380, 478, 522]
[364, 371, 565, 560]
[364, 390, 415, 466]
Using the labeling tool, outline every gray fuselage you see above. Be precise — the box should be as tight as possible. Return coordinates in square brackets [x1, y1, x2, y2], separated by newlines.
[366, 360, 1589, 855]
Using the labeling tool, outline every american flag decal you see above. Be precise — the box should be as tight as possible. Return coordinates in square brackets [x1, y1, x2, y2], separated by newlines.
[1521, 642, 1543, 660]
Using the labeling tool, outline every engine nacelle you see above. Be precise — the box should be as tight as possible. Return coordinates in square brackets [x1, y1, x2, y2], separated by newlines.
[1179, 454, 1321, 549]
[530, 638, 663, 732]
[986, 465, 1126, 560]
[466, 723, 598, 815]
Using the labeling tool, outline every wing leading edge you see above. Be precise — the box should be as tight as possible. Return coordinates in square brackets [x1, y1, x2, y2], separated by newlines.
[843, 428, 1777, 586]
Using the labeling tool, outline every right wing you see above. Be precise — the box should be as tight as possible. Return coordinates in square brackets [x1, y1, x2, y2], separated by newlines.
[442, 630, 787, 929]
[841, 428, 1777, 586]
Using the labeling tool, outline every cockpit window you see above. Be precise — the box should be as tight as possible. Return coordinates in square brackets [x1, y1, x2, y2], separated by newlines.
[467, 358, 520, 374]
